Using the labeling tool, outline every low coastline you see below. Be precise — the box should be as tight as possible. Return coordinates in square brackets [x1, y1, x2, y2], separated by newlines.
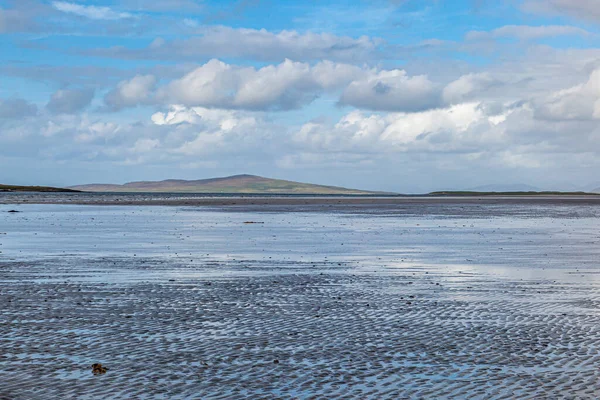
[2, 192, 600, 208]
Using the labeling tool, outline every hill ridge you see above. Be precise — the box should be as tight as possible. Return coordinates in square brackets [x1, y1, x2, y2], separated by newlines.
[69, 174, 383, 195]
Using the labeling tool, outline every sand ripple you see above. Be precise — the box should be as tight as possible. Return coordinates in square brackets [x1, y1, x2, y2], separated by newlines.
[2, 255, 600, 399]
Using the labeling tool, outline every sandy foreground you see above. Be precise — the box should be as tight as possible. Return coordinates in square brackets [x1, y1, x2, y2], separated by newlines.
[2, 196, 600, 398]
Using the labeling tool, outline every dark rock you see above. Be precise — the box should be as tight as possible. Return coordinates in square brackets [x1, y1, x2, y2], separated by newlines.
[92, 363, 108, 375]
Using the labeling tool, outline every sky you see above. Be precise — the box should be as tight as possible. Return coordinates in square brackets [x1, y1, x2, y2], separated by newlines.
[2, 0, 600, 192]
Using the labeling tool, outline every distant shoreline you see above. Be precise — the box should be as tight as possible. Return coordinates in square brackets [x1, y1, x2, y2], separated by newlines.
[0, 185, 80, 193]
[2, 188, 599, 197]
[429, 191, 600, 196]
[3, 192, 600, 209]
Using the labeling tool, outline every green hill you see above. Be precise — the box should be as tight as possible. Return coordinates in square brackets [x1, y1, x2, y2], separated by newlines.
[0, 184, 79, 192]
[69, 174, 384, 195]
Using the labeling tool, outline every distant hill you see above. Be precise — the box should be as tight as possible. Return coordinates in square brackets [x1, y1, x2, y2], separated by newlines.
[0, 184, 79, 192]
[69, 174, 384, 195]
[429, 191, 599, 196]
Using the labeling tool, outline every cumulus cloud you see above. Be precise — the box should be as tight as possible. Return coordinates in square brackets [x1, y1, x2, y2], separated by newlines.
[46, 88, 95, 114]
[107, 59, 437, 112]
[1, 112, 160, 164]
[0, 98, 38, 119]
[1, 101, 280, 167]
[0, 112, 132, 163]
[149, 105, 279, 159]
[104, 75, 157, 111]
[52, 1, 133, 20]
[73, 120, 123, 143]
[151, 105, 202, 126]
[104, 55, 600, 116]
[339, 69, 441, 112]
[292, 103, 494, 153]
[443, 73, 504, 104]
[285, 97, 600, 184]
[467, 25, 591, 41]
[156, 59, 360, 110]
[88, 26, 382, 63]
[3, 96, 600, 191]
[534, 68, 600, 120]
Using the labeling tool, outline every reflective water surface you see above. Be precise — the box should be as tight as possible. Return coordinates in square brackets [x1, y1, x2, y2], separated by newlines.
[2, 202, 600, 398]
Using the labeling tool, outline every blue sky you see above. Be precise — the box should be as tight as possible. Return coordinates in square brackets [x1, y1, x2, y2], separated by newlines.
[2, 0, 600, 192]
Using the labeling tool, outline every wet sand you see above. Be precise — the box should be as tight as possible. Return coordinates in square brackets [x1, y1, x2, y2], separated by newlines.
[2, 200, 600, 398]
[2, 191, 600, 209]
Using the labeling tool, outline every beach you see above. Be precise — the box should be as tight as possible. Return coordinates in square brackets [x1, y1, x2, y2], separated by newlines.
[2, 196, 600, 398]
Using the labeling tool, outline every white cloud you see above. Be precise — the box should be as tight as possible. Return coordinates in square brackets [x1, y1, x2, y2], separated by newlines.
[104, 75, 157, 111]
[89, 26, 381, 63]
[158, 59, 362, 110]
[292, 103, 494, 153]
[150, 105, 275, 157]
[277, 85, 600, 188]
[3, 94, 600, 191]
[152, 105, 261, 133]
[151, 105, 201, 126]
[443, 73, 503, 104]
[106, 53, 600, 117]
[339, 69, 441, 112]
[229, 61, 321, 110]
[75, 121, 122, 143]
[52, 2, 133, 20]
[112, 59, 437, 112]
[534, 68, 600, 120]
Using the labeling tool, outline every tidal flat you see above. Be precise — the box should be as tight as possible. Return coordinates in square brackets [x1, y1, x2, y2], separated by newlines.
[2, 197, 600, 399]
